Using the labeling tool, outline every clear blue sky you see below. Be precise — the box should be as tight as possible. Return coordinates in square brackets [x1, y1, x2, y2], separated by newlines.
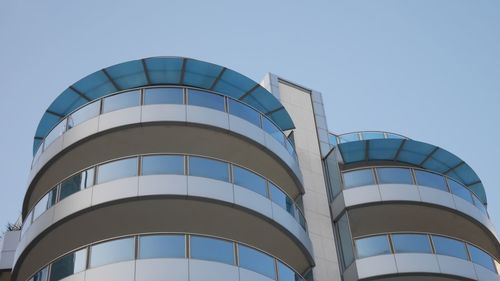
[1, 0, 499, 231]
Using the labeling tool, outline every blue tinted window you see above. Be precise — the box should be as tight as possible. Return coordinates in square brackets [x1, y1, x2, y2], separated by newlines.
[60, 168, 95, 201]
[47, 188, 58, 209]
[139, 235, 185, 259]
[188, 89, 225, 111]
[49, 249, 87, 281]
[472, 196, 488, 215]
[102, 91, 141, 113]
[233, 166, 267, 197]
[30, 267, 48, 281]
[90, 238, 135, 268]
[391, 234, 431, 253]
[448, 179, 473, 204]
[269, 183, 294, 215]
[337, 214, 354, 267]
[238, 244, 275, 279]
[144, 88, 183, 105]
[188, 157, 229, 182]
[262, 117, 285, 145]
[338, 133, 360, 143]
[277, 261, 295, 281]
[342, 169, 375, 189]
[467, 244, 495, 271]
[142, 155, 184, 176]
[376, 168, 413, 185]
[415, 170, 447, 191]
[297, 211, 307, 230]
[431, 235, 468, 260]
[97, 158, 138, 184]
[228, 99, 261, 127]
[355, 235, 391, 259]
[33, 193, 50, 221]
[190, 236, 234, 265]
[67, 101, 100, 129]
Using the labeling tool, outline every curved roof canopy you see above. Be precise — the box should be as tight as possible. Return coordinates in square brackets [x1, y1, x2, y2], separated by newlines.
[34, 57, 295, 154]
[335, 138, 486, 205]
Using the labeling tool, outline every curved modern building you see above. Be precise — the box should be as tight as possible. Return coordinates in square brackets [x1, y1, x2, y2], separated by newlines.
[0, 57, 498, 281]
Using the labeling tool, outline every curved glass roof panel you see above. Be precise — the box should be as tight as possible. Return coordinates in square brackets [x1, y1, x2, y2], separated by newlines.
[34, 57, 295, 153]
[332, 136, 486, 205]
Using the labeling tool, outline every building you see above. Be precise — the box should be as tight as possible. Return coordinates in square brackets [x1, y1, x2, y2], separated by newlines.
[0, 57, 498, 281]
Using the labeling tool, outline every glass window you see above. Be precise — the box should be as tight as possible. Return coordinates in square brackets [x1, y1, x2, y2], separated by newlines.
[391, 234, 432, 254]
[60, 168, 95, 201]
[362, 132, 385, 140]
[33, 193, 51, 221]
[472, 196, 488, 215]
[338, 133, 360, 143]
[448, 179, 473, 204]
[467, 244, 495, 271]
[49, 249, 87, 281]
[97, 158, 138, 184]
[336, 213, 354, 267]
[47, 188, 58, 209]
[355, 235, 391, 259]
[30, 267, 48, 281]
[44, 120, 67, 148]
[144, 87, 183, 105]
[297, 210, 307, 230]
[188, 156, 229, 182]
[342, 169, 375, 189]
[102, 91, 141, 113]
[188, 89, 225, 111]
[89, 238, 135, 268]
[142, 155, 184, 176]
[277, 261, 295, 281]
[67, 101, 100, 130]
[139, 235, 185, 259]
[22, 211, 33, 236]
[227, 99, 261, 127]
[415, 170, 447, 191]
[238, 244, 275, 279]
[190, 236, 234, 265]
[269, 183, 294, 215]
[262, 117, 285, 145]
[233, 166, 267, 197]
[376, 167, 413, 185]
[431, 235, 468, 260]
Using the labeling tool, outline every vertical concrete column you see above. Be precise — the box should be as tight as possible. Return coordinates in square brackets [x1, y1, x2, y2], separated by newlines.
[263, 75, 341, 281]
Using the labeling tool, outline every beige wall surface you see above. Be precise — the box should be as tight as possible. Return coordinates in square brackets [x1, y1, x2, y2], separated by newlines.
[276, 80, 341, 281]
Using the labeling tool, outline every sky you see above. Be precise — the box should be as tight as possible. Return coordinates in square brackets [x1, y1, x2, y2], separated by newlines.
[0, 0, 499, 232]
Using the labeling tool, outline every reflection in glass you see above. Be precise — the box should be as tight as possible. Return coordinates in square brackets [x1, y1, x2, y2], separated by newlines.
[391, 234, 431, 253]
[44, 120, 67, 148]
[448, 179, 473, 204]
[33, 194, 50, 221]
[67, 101, 100, 129]
[238, 244, 275, 279]
[467, 244, 495, 271]
[472, 196, 488, 215]
[269, 183, 294, 215]
[228, 99, 261, 127]
[47, 188, 58, 209]
[97, 158, 138, 184]
[188, 89, 225, 111]
[144, 87, 183, 105]
[142, 155, 184, 176]
[277, 261, 295, 281]
[49, 249, 87, 281]
[355, 235, 391, 259]
[337, 213, 354, 267]
[190, 236, 234, 265]
[362, 132, 385, 140]
[376, 167, 413, 185]
[139, 235, 185, 259]
[60, 168, 95, 201]
[188, 157, 229, 182]
[342, 169, 375, 189]
[338, 133, 360, 143]
[30, 267, 48, 281]
[102, 90, 141, 113]
[22, 211, 33, 236]
[233, 166, 267, 197]
[431, 235, 468, 260]
[89, 238, 135, 268]
[415, 170, 448, 191]
[262, 117, 285, 145]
